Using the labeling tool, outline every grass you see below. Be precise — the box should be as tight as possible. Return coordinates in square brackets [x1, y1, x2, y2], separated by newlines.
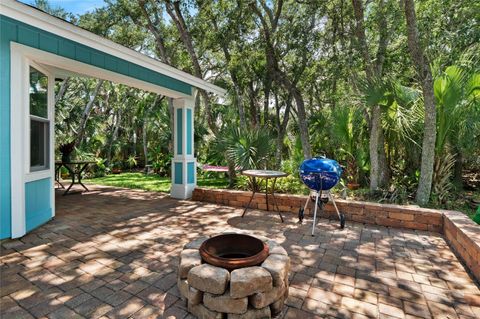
[85, 172, 229, 193]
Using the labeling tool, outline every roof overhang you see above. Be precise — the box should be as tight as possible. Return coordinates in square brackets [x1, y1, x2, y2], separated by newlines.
[0, 0, 227, 98]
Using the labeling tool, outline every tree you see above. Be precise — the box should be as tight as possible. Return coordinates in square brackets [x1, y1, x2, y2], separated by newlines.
[164, 0, 218, 135]
[351, 0, 391, 191]
[250, 0, 312, 159]
[403, 0, 437, 205]
[76, 80, 104, 147]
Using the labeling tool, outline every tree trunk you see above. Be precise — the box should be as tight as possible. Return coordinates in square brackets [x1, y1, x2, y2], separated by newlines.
[143, 118, 148, 167]
[165, 0, 217, 134]
[263, 76, 272, 127]
[453, 150, 463, 189]
[210, 15, 247, 129]
[377, 127, 390, 186]
[275, 93, 292, 168]
[107, 108, 121, 165]
[351, 0, 390, 190]
[235, 86, 247, 129]
[76, 80, 104, 147]
[251, 0, 311, 159]
[291, 85, 312, 159]
[227, 161, 237, 188]
[375, 0, 391, 187]
[403, 0, 436, 205]
[55, 77, 70, 104]
[247, 81, 259, 129]
[369, 105, 381, 189]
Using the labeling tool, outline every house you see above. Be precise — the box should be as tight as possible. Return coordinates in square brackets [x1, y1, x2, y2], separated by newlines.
[0, 0, 226, 240]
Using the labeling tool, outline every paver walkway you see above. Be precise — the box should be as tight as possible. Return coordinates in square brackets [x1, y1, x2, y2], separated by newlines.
[1, 185, 479, 319]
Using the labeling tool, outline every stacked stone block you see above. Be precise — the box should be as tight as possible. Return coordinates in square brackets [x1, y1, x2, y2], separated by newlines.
[178, 233, 290, 319]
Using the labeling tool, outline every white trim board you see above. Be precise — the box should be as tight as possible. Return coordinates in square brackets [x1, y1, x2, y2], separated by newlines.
[0, 0, 227, 97]
[11, 47, 56, 238]
[10, 46, 26, 238]
[14, 43, 190, 99]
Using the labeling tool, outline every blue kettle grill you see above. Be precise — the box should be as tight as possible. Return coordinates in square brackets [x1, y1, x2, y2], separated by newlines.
[299, 157, 345, 235]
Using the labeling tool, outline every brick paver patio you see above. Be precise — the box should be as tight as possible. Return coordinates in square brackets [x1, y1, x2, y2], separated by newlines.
[1, 185, 479, 319]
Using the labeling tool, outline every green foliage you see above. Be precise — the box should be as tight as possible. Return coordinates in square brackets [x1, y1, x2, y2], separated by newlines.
[31, 0, 479, 221]
[126, 155, 137, 169]
[152, 152, 171, 177]
[214, 127, 273, 170]
[434, 65, 477, 156]
[473, 207, 480, 225]
[93, 158, 108, 177]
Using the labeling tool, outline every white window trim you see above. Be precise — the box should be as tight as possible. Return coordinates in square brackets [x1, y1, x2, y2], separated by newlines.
[11, 47, 55, 238]
[28, 64, 51, 174]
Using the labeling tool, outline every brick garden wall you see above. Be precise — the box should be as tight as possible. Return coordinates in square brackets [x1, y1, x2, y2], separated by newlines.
[192, 188, 444, 232]
[191, 187, 480, 283]
[443, 210, 480, 283]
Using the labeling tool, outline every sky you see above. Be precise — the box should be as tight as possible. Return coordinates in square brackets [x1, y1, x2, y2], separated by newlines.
[21, 0, 106, 15]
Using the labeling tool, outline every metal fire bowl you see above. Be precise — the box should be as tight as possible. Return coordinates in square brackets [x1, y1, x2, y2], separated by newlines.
[199, 234, 269, 271]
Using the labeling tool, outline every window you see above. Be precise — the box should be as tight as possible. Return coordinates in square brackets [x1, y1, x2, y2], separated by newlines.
[29, 67, 50, 172]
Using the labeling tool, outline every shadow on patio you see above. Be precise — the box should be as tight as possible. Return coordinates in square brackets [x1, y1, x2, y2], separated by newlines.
[1, 185, 479, 319]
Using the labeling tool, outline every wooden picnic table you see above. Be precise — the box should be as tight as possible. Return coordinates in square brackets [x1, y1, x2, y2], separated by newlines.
[241, 169, 289, 222]
[55, 161, 95, 195]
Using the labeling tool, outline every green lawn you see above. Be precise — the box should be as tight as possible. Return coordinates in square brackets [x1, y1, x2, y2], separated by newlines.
[85, 172, 229, 193]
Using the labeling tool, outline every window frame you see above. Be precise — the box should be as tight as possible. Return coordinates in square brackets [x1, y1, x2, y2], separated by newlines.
[29, 114, 50, 172]
[25, 61, 54, 181]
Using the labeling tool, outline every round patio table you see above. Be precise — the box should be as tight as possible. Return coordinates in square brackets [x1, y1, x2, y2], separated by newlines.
[241, 170, 289, 222]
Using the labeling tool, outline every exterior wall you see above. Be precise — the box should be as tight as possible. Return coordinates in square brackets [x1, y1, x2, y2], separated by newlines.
[192, 187, 480, 283]
[25, 178, 52, 232]
[0, 16, 12, 238]
[0, 15, 193, 239]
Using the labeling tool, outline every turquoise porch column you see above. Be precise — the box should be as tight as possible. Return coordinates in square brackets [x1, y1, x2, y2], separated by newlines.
[170, 97, 196, 199]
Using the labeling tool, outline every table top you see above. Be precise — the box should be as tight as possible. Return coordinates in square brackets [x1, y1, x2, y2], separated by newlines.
[55, 161, 96, 165]
[242, 170, 288, 178]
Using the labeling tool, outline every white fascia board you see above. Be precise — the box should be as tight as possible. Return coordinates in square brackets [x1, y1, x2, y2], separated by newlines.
[15, 43, 188, 98]
[0, 0, 227, 98]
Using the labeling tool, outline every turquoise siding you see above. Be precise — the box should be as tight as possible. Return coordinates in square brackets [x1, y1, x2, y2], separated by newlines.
[187, 162, 195, 184]
[176, 108, 183, 155]
[186, 108, 192, 155]
[25, 178, 52, 232]
[0, 15, 193, 239]
[0, 16, 13, 238]
[174, 162, 183, 184]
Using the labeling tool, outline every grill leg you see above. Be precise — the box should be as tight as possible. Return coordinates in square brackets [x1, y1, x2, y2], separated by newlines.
[329, 193, 341, 219]
[329, 193, 346, 229]
[311, 191, 320, 236]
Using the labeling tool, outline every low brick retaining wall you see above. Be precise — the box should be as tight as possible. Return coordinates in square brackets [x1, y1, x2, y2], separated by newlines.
[191, 188, 480, 283]
[443, 211, 480, 283]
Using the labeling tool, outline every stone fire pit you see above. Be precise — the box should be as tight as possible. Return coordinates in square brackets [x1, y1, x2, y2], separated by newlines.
[177, 232, 290, 319]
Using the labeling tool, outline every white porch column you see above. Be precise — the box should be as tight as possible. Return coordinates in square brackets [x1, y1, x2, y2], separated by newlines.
[170, 97, 196, 199]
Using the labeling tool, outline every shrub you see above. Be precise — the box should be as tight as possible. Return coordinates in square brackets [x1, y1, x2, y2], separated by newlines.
[473, 206, 480, 225]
